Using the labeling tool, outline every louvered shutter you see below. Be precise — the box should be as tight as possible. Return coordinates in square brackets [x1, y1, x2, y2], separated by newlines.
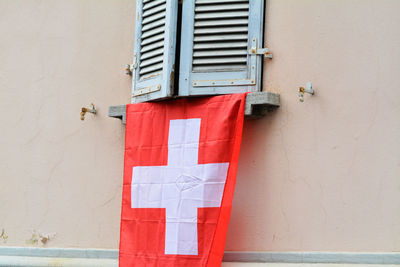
[179, 0, 266, 96]
[131, 0, 178, 103]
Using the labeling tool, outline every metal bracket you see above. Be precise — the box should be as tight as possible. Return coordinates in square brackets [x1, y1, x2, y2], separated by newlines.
[193, 79, 256, 87]
[80, 103, 97, 121]
[133, 84, 161, 97]
[248, 47, 273, 59]
[108, 92, 280, 124]
[299, 81, 314, 102]
[248, 38, 272, 59]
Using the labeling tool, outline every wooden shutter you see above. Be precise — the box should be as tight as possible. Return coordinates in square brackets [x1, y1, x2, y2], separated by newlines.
[179, 0, 266, 96]
[131, 0, 178, 103]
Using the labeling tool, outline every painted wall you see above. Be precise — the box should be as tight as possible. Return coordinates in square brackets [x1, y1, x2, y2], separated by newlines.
[0, 0, 399, 253]
[0, 0, 134, 248]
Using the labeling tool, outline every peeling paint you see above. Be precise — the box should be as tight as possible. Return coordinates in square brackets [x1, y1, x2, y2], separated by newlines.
[26, 231, 56, 246]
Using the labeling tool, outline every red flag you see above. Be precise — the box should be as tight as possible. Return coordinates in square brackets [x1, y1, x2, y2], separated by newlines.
[119, 94, 246, 267]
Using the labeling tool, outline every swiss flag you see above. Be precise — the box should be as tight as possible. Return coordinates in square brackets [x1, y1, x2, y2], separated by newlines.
[119, 94, 246, 266]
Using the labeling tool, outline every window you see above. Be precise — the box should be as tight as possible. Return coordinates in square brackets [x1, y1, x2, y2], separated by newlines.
[131, 0, 268, 103]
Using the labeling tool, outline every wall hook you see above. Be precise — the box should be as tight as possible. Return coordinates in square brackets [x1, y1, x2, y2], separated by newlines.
[81, 103, 97, 121]
[299, 82, 314, 102]
[125, 64, 133, 75]
[0, 229, 8, 243]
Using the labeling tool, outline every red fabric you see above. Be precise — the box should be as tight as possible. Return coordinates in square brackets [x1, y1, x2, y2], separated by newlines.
[119, 94, 246, 267]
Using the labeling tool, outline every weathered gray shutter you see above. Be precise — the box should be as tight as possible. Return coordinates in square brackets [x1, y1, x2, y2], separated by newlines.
[179, 0, 267, 96]
[131, 0, 178, 103]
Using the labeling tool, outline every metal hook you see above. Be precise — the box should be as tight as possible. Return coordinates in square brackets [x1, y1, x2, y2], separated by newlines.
[80, 103, 97, 121]
[299, 82, 314, 102]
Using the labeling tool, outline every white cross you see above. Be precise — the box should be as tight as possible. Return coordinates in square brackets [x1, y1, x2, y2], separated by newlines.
[131, 118, 229, 255]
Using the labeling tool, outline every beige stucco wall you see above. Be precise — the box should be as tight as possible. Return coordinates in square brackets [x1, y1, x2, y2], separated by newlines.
[0, 0, 399, 253]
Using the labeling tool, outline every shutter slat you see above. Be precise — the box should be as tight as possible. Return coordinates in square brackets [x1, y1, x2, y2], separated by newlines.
[192, 65, 245, 72]
[143, 3, 167, 17]
[195, 3, 248, 12]
[143, 0, 166, 11]
[193, 57, 247, 65]
[140, 55, 163, 68]
[139, 62, 163, 75]
[193, 49, 247, 57]
[141, 47, 164, 60]
[141, 39, 165, 53]
[194, 42, 247, 50]
[194, 26, 248, 35]
[195, 11, 248, 19]
[195, 18, 248, 27]
[142, 11, 166, 25]
[196, 0, 248, 4]
[141, 25, 165, 39]
[194, 34, 248, 42]
[142, 17, 166, 32]
[141, 32, 164, 46]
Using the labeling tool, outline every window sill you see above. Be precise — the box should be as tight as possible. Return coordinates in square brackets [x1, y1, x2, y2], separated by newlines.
[108, 92, 280, 124]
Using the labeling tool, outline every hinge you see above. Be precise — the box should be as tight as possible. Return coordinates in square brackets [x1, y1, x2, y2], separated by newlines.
[125, 54, 138, 75]
[133, 54, 138, 69]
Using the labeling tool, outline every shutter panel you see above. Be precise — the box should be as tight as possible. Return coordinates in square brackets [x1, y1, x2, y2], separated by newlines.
[179, 0, 265, 96]
[131, 0, 178, 103]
